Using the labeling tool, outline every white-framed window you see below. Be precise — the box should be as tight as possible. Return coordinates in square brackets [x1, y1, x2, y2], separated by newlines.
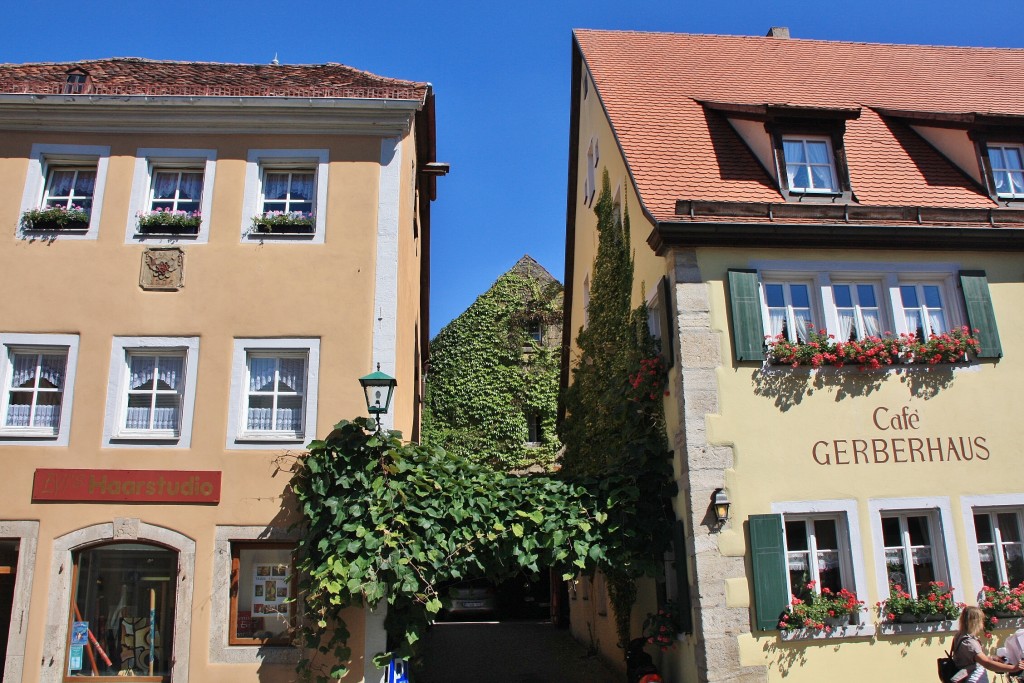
[0, 334, 80, 445]
[869, 497, 961, 604]
[242, 150, 328, 243]
[763, 281, 815, 342]
[42, 167, 96, 214]
[832, 283, 883, 341]
[772, 499, 871, 630]
[753, 262, 965, 345]
[18, 144, 110, 239]
[127, 149, 217, 243]
[987, 144, 1024, 198]
[584, 138, 597, 206]
[103, 337, 200, 447]
[784, 515, 854, 599]
[973, 509, 1024, 588]
[227, 339, 320, 449]
[899, 283, 949, 339]
[781, 136, 839, 193]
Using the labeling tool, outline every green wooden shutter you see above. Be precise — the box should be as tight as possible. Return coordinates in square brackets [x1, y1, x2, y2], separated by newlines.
[671, 518, 693, 633]
[727, 269, 765, 362]
[749, 513, 787, 631]
[959, 271, 1002, 359]
[659, 277, 676, 369]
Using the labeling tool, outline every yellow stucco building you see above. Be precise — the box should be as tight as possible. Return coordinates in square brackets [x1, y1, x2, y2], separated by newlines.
[563, 28, 1024, 682]
[0, 58, 441, 682]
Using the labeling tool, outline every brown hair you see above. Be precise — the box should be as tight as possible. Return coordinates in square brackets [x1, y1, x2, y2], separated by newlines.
[959, 605, 986, 639]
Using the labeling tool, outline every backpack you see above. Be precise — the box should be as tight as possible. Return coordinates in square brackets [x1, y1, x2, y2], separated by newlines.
[937, 636, 965, 683]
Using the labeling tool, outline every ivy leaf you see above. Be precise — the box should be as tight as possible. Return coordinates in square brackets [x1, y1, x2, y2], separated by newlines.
[512, 523, 524, 538]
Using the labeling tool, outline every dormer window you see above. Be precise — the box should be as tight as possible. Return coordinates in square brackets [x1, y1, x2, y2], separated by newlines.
[781, 136, 839, 194]
[63, 69, 89, 94]
[986, 144, 1024, 198]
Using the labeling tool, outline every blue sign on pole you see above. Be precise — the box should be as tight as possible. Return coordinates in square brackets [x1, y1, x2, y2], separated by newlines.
[388, 658, 409, 683]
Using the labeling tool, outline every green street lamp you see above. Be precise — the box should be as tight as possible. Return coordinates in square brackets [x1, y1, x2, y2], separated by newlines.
[359, 363, 397, 430]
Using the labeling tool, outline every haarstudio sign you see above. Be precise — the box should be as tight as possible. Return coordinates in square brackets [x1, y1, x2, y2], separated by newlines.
[810, 405, 990, 466]
[33, 468, 221, 503]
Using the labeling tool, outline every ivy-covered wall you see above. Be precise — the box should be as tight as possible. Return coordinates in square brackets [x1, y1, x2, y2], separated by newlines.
[423, 255, 563, 470]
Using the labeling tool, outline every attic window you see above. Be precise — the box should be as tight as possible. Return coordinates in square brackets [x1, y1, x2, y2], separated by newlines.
[986, 144, 1024, 198]
[63, 71, 88, 94]
[781, 136, 839, 193]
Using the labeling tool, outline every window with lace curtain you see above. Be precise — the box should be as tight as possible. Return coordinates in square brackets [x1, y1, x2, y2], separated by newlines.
[150, 169, 203, 214]
[974, 509, 1024, 588]
[987, 144, 1024, 199]
[881, 512, 945, 599]
[784, 515, 854, 601]
[832, 283, 883, 341]
[0, 334, 79, 444]
[227, 339, 319, 448]
[2, 349, 67, 435]
[104, 337, 199, 447]
[763, 281, 816, 343]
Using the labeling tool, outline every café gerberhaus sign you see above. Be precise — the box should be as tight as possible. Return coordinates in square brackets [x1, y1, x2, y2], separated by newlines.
[810, 405, 989, 466]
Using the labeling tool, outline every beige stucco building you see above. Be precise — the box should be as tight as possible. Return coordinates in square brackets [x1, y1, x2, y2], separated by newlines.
[0, 58, 441, 682]
[563, 29, 1024, 682]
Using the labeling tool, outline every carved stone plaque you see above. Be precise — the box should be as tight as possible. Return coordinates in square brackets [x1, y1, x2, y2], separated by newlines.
[140, 248, 184, 290]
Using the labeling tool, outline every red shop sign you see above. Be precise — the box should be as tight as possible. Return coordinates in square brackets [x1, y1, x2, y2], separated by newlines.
[33, 469, 221, 504]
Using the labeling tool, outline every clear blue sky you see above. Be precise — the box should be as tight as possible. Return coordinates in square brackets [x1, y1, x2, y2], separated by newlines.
[6, 1, 1020, 336]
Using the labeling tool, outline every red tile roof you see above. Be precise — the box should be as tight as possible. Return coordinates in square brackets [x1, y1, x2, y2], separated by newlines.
[0, 58, 428, 102]
[575, 30, 1024, 221]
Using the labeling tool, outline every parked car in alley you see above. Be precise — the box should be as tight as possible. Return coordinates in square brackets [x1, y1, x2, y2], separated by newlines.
[441, 578, 497, 620]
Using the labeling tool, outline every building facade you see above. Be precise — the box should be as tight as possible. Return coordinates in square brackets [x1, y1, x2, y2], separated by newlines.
[563, 29, 1024, 682]
[0, 58, 440, 682]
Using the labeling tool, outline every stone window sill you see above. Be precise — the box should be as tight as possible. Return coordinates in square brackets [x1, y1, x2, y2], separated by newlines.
[779, 624, 875, 641]
[878, 620, 956, 635]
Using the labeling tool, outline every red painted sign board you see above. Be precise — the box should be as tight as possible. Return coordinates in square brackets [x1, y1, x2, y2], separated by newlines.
[33, 469, 221, 504]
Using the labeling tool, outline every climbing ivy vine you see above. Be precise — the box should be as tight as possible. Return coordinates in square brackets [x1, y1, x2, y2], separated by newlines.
[559, 169, 676, 650]
[288, 418, 652, 681]
[423, 266, 562, 470]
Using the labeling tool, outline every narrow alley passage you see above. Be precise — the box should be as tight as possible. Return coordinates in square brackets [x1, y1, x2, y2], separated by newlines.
[415, 621, 621, 683]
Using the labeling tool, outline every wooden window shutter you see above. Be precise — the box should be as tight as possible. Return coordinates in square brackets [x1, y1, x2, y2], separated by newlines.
[959, 271, 1002, 359]
[671, 518, 693, 633]
[659, 276, 676, 368]
[727, 269, 765, 362]
[749, 513, 788, 631]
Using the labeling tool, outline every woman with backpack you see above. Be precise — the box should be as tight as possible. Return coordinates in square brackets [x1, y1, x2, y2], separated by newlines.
[951, 606, 1024, 682]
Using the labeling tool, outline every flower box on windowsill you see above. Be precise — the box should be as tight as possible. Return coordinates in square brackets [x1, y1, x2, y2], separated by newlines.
[879, 619, 957, 635]
[21, 207, 91, 232]
[250, 212, 315, 236]
[24, 219, 89, 232]
[779, 623, 876, 641]
[136, 210, 201, 236]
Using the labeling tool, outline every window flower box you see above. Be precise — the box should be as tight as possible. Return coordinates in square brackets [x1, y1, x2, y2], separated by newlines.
[21, 206, 90, 232]
[250, 211, 315, 235]
[981, 582, 1024, 628]
[779, 585, 865, 635]
[766, 326, 981, 371]
[877, 581, 963, 627]
[137, 209, 201, 236]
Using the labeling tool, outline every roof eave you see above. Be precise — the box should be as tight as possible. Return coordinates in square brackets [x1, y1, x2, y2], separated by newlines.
[650, 220, 1024, 254]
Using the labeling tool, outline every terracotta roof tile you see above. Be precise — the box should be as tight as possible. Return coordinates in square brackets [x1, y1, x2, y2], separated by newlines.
[0, 57, 428, 102]
[576, 30, 1024, 220]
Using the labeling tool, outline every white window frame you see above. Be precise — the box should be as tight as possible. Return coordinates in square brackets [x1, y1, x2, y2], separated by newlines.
[987, 143, 1024, 198]
[962, 494, 1024, 598]
[781, 135, 840, 194]
[869, 497, 962, 604]
[18, 144, 110, 240]
[102, 337, 200, 447]
[760, 278, 819, 342]
[126, 148, 217, 244]
[830, 280, 887, 340]
[0, 334, 79, 446]
[752, 262, 965, 346]
[897, 281, 954, 339]
[241, 149, 328, 243]
[227, 338, 320, 449]
[772, 499, 872, 632]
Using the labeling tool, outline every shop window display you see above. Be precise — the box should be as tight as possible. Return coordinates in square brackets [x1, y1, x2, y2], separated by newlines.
[66, 543, 176, 680]
[230, 543, 294, 646]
